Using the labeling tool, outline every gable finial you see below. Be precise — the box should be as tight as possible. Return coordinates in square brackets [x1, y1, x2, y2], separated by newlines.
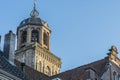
[107, 45, 118, 60]
[30, 0, 39, 17]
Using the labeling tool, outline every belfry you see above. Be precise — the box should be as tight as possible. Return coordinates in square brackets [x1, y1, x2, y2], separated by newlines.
[15, 0, 61, 76]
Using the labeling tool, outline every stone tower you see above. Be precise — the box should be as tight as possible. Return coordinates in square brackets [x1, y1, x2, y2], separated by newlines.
[3, 30, 16, 62]
[15, 0, 61, 76]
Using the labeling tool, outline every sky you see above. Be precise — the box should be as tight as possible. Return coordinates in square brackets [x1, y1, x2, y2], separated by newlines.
[1, 0, 120, 72]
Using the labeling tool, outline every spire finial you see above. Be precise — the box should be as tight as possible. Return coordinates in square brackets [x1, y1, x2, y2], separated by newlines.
[30, 0, 39, 17]
[34, 0, 36, 10]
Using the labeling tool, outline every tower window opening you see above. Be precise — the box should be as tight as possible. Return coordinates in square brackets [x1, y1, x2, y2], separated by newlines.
[31, 30, 39, 42]
[43, 33, 49, 46]
[21, 31, 27, 44]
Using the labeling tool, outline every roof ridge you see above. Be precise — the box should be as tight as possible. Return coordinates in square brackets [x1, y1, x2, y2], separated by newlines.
[53, 57, 109, 78]
[78, 57, 109, 68]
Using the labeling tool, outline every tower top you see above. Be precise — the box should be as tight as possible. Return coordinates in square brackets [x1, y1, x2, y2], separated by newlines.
[30, 0, 39, 17]
[34, 0, 36, 9]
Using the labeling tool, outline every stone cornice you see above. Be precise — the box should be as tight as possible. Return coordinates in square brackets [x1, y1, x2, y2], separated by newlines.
[35, 43, 61, 63]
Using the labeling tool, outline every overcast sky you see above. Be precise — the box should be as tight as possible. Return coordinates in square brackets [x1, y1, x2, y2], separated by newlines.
[1, 0, 120, 72]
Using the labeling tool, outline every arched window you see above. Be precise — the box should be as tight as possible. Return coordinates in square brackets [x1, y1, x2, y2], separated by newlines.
[36, 61, 42, 72]
[39, 61, 42, 72]
[31, 30, 39, 42]
[52, 67, 54, 75]
[43, 32, 49, 46]
[21, 31, 27, 43]
[46, 66, 51, 76]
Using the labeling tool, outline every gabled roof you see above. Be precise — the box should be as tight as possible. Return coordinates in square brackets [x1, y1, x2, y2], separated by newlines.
[0, 51, 26, 80]
[51, 57, 109, 80]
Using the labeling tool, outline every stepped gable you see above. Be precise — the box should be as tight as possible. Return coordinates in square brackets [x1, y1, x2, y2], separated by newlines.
[52, 57, 109, 80]
[15, 59, 51, 80]
[0, 51, 26, 80]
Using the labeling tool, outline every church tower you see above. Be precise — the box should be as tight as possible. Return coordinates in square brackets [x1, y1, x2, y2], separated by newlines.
[15, 0, 61, 76]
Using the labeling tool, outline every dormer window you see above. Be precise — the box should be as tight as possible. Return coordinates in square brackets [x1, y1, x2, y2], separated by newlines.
[52, 78, 61, 80]
[86, 69, 90, 79]
[31, 30, 39, 42]
[85, 68, 99, 80]
[113, 72, 117, 80]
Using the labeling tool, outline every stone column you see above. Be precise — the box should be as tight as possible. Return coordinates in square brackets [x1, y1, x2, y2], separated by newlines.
[27, 27, 32, 44]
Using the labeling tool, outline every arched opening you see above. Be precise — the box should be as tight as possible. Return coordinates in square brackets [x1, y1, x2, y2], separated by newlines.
[31, 30, 39, 42]
[52, 67, 54, 75]
[36, 61, 42, 72]
[39, 61, 42, 72]
[46, 66, 51, 76]
[21, 31, 27, 44]
[43, 32, 49, 46]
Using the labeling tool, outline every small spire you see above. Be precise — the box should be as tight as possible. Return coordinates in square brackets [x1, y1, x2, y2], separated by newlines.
[34, 0, 36, 10]
[30, 0, 39, 17]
